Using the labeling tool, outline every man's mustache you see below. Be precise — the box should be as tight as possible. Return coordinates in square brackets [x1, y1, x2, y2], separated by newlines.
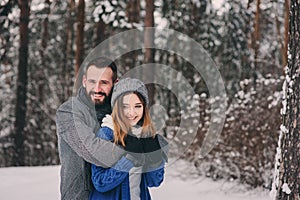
[89, 91, 107, 97]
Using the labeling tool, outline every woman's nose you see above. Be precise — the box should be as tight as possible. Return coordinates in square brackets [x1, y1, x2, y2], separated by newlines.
[126, 107, 135, 116]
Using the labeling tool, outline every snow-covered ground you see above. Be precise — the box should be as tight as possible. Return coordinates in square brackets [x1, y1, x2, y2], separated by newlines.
[0, 159, 272, 200]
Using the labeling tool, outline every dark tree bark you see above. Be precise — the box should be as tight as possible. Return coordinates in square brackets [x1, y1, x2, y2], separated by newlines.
[275, 1, 300, 199]
[275, 0, 290, 71]
[123, 0, 140, 70]
[95, 19, 106, 45]
[283, 0, 290, 69]
[126, 0, 140, 23]
[144, 0, 155, 106]
[14, 0, 30, 166]
[38, 0, 51, 103]
[61, 0, 75, 100]
[252, 0, 260, 85]
[144, 0, 154, 64]
[75, 0, 85, 76]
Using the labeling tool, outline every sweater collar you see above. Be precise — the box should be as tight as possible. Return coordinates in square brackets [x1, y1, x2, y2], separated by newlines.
[78, 86, 95, 110]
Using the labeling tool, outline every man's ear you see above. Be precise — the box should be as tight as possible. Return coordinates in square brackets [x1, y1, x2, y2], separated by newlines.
[82, 75, 87, 87]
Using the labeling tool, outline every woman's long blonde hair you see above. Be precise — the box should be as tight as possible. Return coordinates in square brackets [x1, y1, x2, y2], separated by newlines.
[111, 92, 156, 147]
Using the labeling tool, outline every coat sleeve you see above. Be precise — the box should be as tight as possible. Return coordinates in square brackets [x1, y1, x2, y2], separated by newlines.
[143, 162, 165, 187]
[91, 128, 134, 192]
[91, 156, 133, 192]
[56, 99, 125, 168]
[96, 127, 114, 141]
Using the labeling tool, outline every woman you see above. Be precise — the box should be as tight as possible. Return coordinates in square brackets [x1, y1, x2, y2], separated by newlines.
[90, 78, 168, 200]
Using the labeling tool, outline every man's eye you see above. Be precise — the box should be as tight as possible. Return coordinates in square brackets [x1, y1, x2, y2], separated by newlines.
[101, 81, 109, 85]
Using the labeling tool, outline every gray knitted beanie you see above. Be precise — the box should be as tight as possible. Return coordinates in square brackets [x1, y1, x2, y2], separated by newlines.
[111, 78, 149, 107]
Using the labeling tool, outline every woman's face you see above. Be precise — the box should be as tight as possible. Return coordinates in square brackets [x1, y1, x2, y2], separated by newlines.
[122, 93, 144, 126]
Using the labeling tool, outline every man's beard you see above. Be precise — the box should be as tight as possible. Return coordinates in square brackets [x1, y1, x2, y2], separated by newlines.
[89, 90, 112, 106]
[92, 91, 112, 123]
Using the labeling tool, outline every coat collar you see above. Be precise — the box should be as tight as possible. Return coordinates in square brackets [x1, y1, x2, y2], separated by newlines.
[78, 86, 95, 111]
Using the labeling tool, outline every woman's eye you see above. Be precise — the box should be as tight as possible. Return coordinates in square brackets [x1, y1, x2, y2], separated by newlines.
[135, 105, 142, 108]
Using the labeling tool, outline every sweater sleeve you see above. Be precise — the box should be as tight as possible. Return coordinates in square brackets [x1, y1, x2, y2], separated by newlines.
[56, 99, 125, 168]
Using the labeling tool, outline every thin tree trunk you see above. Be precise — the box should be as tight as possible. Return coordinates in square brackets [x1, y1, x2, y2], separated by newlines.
[38, 0, 51, 103]
[14, 0, 30, 166]
[282, 0, 290, 69]
[75, 0, 85, 76]
[95, 20, 106, 45]
[253, 0, 260, 85]
[276, 0, 300, 199]
[144, 0, 155, 106]
[127, 0, 140, 23]
[144, 0, 154, 64]
[275, 0, 289, 72]
[62, 0, 75, 100]
[124, 0, 140, 69]
[254, 0, 261, 50]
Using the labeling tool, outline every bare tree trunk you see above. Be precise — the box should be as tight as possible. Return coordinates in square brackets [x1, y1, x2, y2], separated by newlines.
[253, 0, 260, 85]
[275, 1, 300, 199]
[95, 20, 106, 45]
[38, 0, 51, 103]
[62, 0, 75, 100]
[275, 0, 289, 72]
[14, 0, 30, 166]
[126, 0, 140, 23]
[144, 0, 155, 106]
[144, 0, 154, 64]
[123, 0, 140, 70]
[282, 0, 290, 69]
[75, 0, 85, 76]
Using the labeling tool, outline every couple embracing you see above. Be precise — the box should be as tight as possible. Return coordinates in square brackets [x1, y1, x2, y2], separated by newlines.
[56, 57, 168, 200]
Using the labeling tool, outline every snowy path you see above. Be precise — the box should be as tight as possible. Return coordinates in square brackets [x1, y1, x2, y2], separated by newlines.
[0, 160, 272, 200]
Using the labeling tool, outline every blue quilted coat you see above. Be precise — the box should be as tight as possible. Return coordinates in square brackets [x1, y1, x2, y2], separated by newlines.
[89, 127, 166, 200]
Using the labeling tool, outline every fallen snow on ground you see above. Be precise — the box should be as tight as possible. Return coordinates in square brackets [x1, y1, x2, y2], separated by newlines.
[0, 159, 272, 200]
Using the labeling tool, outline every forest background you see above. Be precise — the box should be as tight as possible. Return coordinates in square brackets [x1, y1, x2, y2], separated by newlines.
[0, 0, 293, 192]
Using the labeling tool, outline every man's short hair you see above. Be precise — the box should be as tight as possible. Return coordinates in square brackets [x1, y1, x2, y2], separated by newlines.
[73, 57, 118, 94]
[85, 57, 118, 82]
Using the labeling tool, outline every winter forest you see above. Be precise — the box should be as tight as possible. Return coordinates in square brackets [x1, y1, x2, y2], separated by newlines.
[0, 0, 299, 199]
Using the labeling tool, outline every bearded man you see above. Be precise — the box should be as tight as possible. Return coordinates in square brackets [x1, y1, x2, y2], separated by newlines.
[56, 57, 126, 200]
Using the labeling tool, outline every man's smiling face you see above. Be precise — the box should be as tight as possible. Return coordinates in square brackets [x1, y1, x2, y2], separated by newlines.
[82, 65, 114, 105]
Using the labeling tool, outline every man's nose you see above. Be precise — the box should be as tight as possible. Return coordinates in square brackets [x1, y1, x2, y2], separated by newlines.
[94, 82, 102, 92]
